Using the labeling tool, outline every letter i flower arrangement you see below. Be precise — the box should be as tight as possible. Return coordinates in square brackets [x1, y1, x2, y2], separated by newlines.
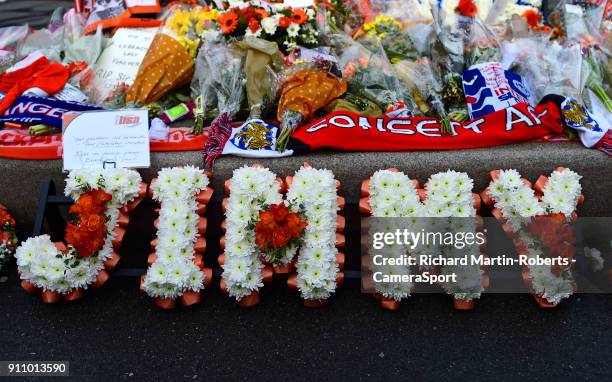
[482, 167, 584, 308]
[15, 169, 146, 303]
[360, 169, 487, 311]
[142, 167, 214, 309]
[0, 203, 17, 275]
[219, 163, 345, 307]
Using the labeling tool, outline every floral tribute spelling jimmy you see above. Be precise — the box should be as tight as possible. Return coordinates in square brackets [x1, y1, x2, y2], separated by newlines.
[15, 169, 146, 303]
[142, 167, 214, 309]
[360, 169, 487, 311]
[0, 203, 18, 275]
[219, 163, 345, 307]
[482, 167, 584, 308]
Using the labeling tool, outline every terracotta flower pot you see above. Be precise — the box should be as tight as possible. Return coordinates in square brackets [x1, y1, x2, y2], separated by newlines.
[287, 273, 298, 290]
[238, 291, 260, 307]
[453, 298, 475, 311]
[262, 266, 274, 283]
[20, 280, 39, 294]
[155, 298, 176, 310]
[380, 298, 401, 311]
[64, 288, 84, 302]
[91, 270, 110, 289]
[179, 291, 201, 307]
[41, 290, 61, 304]
[103, 252, 121, 271]
[202, 268, 213, 289]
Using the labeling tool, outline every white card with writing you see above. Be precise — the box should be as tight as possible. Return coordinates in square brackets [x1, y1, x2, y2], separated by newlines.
[62, 109, 150, 171]
[125, 0, 159, 6]
[91, 28, 156, 100]
[283, 0, 314, 8]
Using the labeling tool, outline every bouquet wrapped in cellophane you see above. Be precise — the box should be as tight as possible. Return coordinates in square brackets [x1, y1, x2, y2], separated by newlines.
[503, 37, 584, 102]
[320, 0, 375, 36]
[126, 4, 219, 105]
[552, 1, 612, 112]
[196, 30, 246, 166]
[354, 0, 435, 64]
[394, 57, 449, 119]
[275, 59, 348, 152]
[330, 34, 416, 117]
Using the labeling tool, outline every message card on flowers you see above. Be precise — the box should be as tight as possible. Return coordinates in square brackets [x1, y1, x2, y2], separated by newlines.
[62, 109, 150, 171]
[92, 28, 157, 102]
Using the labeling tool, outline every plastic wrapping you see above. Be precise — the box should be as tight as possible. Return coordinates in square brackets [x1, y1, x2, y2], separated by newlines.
[503, 38, 585, 102]
[191, 30, 246, 135]
[0, 25, 29, 73]
[465, 17, 502, 68]
[62, 8, 107, 66]
[329, 34, 413, 113]
[394, 58, 445, 117]
[18, 8, 65, 63]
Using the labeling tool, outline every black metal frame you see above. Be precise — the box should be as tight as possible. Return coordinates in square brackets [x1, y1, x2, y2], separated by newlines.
[32, 180, 71, 238]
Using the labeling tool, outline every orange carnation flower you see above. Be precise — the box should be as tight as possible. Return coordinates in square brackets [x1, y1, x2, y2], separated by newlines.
[291, 9, 308, 25]
[248, 18, 260, 32]
[278, 16, 291, 28]
[254, 8, 268, 20]
[218, 12, 239, 34]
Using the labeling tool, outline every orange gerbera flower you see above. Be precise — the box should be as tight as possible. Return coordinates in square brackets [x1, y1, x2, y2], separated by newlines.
[218, 12, 239, 34]
[291, 9, 308, 25]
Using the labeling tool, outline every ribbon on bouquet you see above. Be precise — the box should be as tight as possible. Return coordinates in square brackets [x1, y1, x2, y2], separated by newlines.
[286, 97, 567, 154]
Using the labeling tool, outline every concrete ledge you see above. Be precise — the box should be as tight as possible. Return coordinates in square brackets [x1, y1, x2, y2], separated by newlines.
[0, 141, 609, 229]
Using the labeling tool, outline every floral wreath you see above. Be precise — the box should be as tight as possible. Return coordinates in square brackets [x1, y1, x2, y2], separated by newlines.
[15, 169, 145, 303]
[482, 167, 583, 307]
[361, 168, 487, 310]
[219, 163, 345, 307]
[0, 204, 17, 277]
[142, 166, 214, 309]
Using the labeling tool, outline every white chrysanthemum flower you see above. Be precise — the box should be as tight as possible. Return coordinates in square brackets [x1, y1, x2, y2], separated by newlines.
[261, 16, 278, 35]
[144, 167, 209, 299]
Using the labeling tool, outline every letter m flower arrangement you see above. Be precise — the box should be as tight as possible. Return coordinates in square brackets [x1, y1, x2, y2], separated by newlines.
[15, 169, 145, 303]
[482, 168, 584, 308]
[361, 169, 486, 310]
[220, 164, 345, 307]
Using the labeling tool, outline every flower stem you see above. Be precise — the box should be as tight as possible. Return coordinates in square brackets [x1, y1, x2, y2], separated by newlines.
[590, 84, 612, 113]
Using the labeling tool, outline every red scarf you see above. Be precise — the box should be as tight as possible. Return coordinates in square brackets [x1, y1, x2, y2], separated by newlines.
[288, 99, 565, 153]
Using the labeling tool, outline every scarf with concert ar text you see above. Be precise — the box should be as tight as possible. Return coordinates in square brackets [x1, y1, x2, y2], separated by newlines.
[286, 96, 569, 154]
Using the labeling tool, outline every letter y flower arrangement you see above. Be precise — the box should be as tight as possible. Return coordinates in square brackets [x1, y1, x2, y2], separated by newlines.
[482, 167, 584, 308]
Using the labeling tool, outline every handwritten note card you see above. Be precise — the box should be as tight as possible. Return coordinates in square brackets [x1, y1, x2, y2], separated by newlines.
[92, 28, 156, 97]
[62, 109, 150, 171]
